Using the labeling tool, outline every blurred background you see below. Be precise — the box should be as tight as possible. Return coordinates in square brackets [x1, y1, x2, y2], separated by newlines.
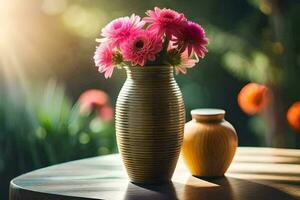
[0, 0, 299, 199]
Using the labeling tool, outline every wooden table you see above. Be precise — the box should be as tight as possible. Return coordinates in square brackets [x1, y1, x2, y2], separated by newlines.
[10, 147, 300, 200]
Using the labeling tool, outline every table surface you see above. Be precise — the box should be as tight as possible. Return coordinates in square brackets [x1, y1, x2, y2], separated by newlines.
[10, 147, 300, 200]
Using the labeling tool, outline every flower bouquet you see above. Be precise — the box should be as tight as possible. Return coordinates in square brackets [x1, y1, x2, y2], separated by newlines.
[94, 7, 208, 77]
[93, 7, 208, 183]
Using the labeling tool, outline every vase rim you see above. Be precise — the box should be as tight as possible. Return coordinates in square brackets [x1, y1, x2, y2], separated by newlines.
[124, 65, 171, 68]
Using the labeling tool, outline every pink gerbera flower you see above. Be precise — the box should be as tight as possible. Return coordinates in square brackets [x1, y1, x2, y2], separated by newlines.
[144, 7, 187, 39]
[94, 43, 122, 78]
[100, 14, 145, 48]
[166, 47, 198, 74]
[121, 30, 162, 66]
[176, 49, 198, 74]
[173, 21, 209, 58]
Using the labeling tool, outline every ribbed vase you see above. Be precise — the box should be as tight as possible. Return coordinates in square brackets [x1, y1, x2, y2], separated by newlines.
[116, 65, 185, 184]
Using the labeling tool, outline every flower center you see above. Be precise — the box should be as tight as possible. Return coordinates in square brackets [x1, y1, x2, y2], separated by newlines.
[112, 51, 123, 65]
[113, 21, 122, 30]
[135, 40, 144, 49]
[162, 13, 175, 20]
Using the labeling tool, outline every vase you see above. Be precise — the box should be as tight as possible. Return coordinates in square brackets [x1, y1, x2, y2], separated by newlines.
[182, 109, 238, 177]
[116, 65, 185, 184]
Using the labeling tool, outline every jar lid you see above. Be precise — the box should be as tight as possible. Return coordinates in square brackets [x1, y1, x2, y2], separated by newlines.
[191, 108, 225, 121]
[191, 108, 225, 116]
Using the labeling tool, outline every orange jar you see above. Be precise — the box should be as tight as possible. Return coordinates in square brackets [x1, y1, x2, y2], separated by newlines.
[182, 109, 238, 177]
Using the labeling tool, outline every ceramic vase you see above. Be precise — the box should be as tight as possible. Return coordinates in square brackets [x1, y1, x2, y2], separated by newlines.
[182, 109, 238, 177]
[116, 66, 185, 183]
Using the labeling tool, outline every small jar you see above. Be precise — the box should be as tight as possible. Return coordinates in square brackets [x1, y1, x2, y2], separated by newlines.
[182, 109, 238, 177]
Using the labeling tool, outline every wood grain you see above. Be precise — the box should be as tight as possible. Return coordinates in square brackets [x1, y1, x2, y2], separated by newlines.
[10, 147, 300, 200]
[182, 109, 238, 177]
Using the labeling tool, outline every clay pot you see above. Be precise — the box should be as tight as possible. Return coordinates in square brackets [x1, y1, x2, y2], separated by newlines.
[182, 109, 238, 177]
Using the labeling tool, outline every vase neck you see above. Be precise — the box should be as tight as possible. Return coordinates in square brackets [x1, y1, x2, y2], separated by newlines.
[125, 66, 174, 81]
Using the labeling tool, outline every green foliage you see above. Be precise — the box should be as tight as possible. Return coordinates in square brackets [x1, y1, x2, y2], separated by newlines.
[207, 24, 283, 85]
[222, 51, 282, 84]
[0, 80, 116, 197]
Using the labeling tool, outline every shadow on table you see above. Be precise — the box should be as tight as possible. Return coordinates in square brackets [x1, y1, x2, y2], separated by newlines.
[124, 182, 178, 200]
[123, 176, 298, 200]
[182, 176, 298, 200]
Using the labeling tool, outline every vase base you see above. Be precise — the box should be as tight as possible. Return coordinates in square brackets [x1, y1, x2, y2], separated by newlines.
[192, 174, 225, 179]
[130, 179, 172, 185]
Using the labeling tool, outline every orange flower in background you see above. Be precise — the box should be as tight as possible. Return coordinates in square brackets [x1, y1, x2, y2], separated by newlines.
[286, 101, 300, 132]
[238, 83, 270, 115]
[78, 89, 113, 121]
